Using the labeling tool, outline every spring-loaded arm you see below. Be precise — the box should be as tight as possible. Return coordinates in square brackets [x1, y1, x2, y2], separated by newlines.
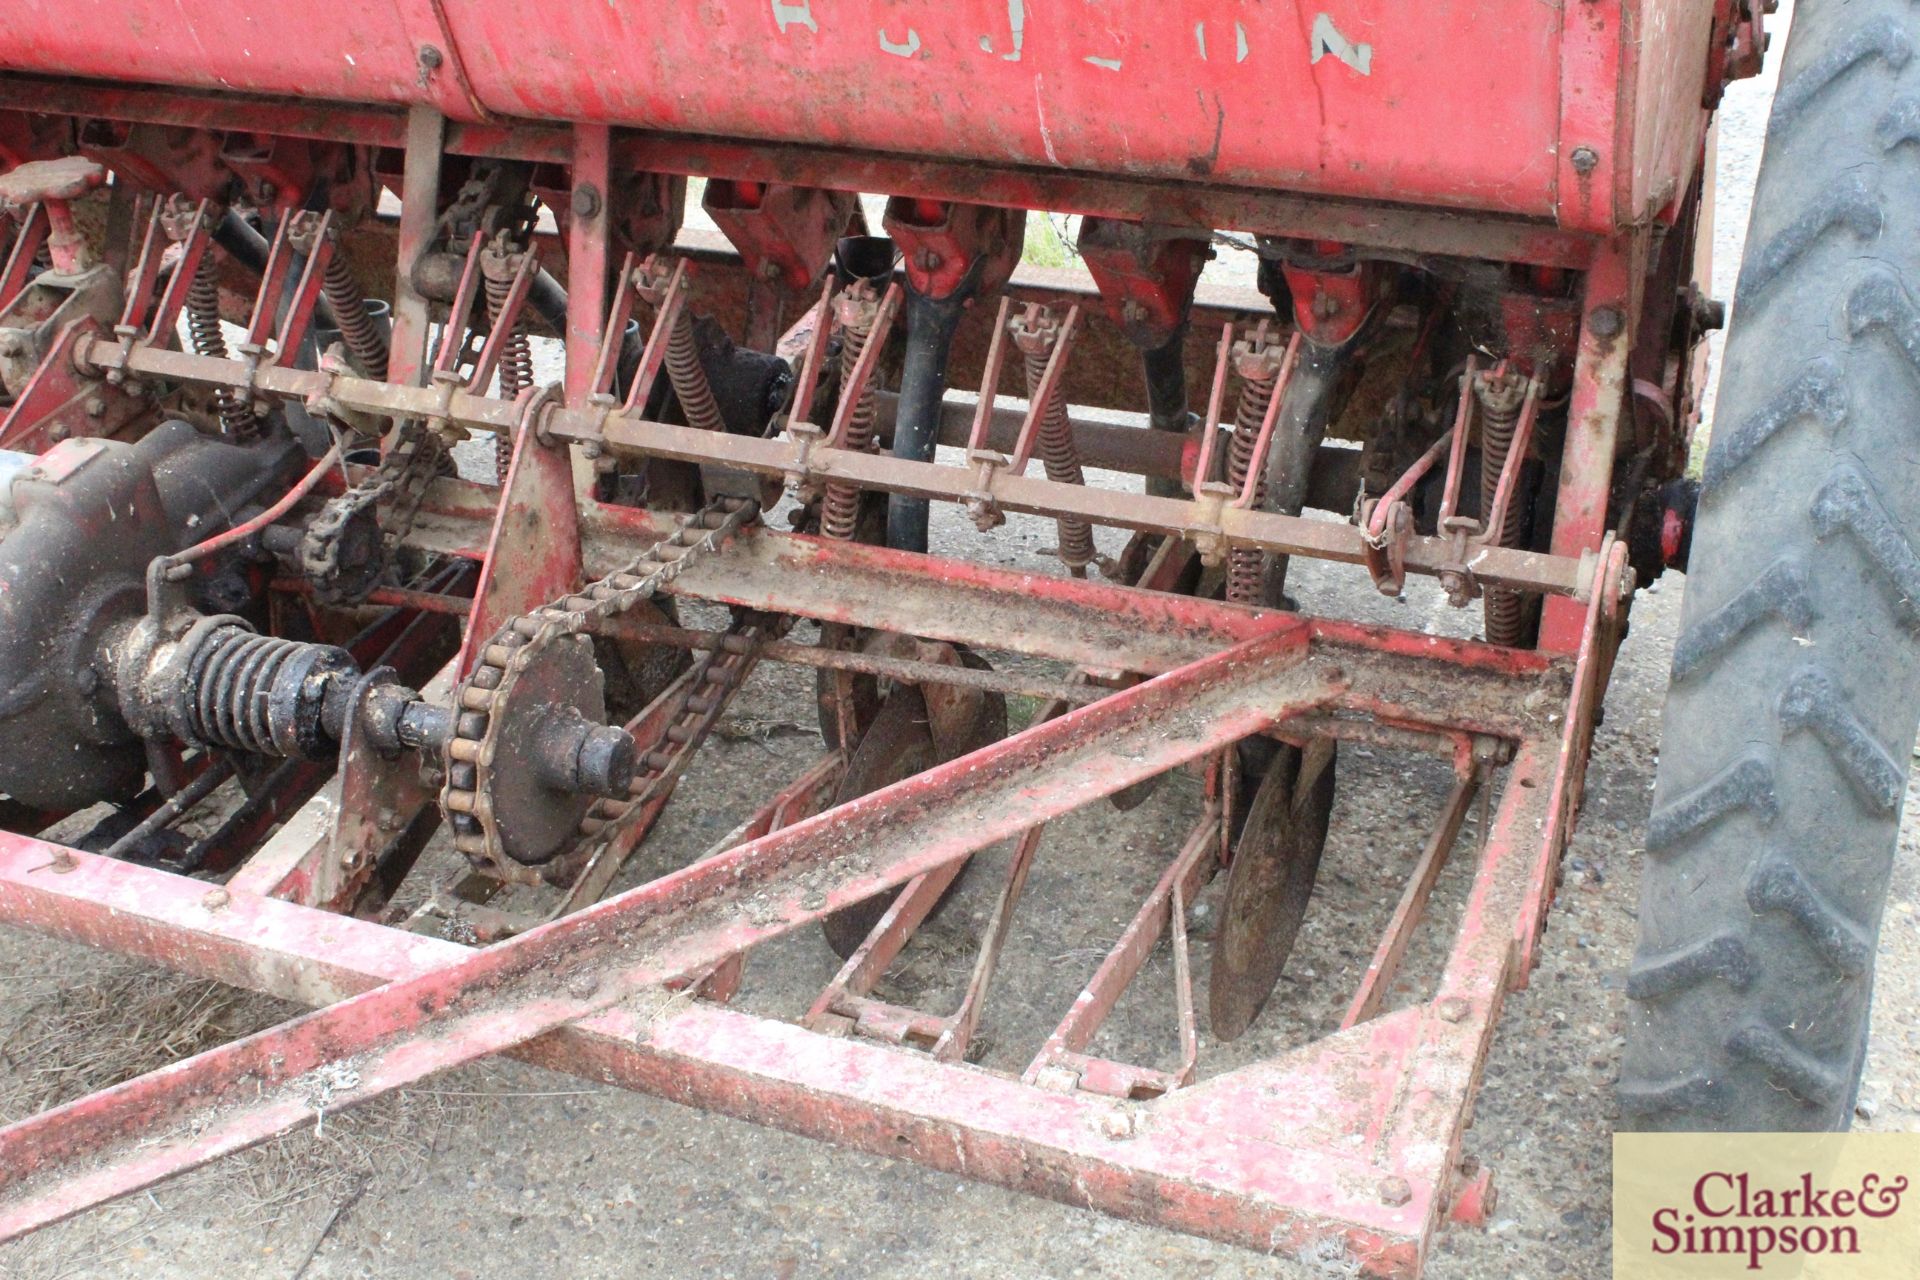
[288, 210, 390, 378]
[1009, 302, 1105, 576]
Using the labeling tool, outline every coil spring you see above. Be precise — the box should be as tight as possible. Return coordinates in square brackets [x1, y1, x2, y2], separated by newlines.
[322, 255, 389, 378]
[182, 627, 351, 758]
[820, 301, 878, 542]
[484, 263, 535, 484]
[185, 255, 227, 359]
[1021, 344, 1096, 574]
[185, 254, 258, 439]
[665, 307, 727, 435]
[1477, 376, 1529, 646]
[1225, 356, 1280, 605]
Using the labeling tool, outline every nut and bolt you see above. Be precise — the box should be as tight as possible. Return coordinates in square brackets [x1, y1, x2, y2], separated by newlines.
[202, 888, 231, 911]
[1436, 996, 1470, 1023]
[1097, 1109, 1139, 1140]
[1378, 1176, 1413, 1207]
[572, 183, 603, 220]
[1569, 146, 1600, 175]
[1588, 305, 1625, 340]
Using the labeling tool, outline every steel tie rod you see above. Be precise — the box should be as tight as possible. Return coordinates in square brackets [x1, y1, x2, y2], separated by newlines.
[0, 623, 1346, 1238]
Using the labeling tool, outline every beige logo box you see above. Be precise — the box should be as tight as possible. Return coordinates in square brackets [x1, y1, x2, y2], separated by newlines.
[1615, 1134, 1920, 1277]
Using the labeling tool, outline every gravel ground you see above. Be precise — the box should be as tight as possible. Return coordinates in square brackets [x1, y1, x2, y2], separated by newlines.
[9, 9, 1918, 1279]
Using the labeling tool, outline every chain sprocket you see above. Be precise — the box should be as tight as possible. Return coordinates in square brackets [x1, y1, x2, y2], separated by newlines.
[442, 496, 761, 871]
[300, 421, 447, 604]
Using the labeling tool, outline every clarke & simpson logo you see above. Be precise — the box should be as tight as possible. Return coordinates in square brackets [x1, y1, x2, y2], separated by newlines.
[1649, 1170, 1907, 1269]
[1615, 1134, 1920, 1277]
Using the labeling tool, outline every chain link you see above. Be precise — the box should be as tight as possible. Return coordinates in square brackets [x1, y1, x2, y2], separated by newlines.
[441, 496, 762, 867]
[299, 421, 447, 604]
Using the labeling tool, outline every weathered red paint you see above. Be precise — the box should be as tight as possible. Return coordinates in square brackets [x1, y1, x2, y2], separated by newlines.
[0, 606, 1583, 1276]
[0, 0, 1714, 1260]
[1539, 238, 1640, 652]
[0, 626, 1346, 1239]
[3, 0, 1716, 236]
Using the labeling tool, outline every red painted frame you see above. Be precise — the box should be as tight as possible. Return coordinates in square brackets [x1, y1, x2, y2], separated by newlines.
[0, 536, 1624, 1275]
[0, 0, 1719, 235]
[0, 0, 1689, 1245]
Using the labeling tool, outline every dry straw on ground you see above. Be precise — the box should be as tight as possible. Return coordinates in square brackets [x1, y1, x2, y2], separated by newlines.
[0, 956, 475, 1279]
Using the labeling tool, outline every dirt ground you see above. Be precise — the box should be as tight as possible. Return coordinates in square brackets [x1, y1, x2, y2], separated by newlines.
[8, 8, 1917, 1279]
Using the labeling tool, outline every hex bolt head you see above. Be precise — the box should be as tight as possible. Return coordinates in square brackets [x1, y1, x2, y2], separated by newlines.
[202, 888, 230, 911]
[1569, 146, 1600, 175]
[1097, 1109, 1138, 1140]
[1588, 306, 1625, 340]
[1436, 996, 1470, 1023]
[574, 724, 639, 798]
[572, 183, 603, 221]
[417, 44, 444, 70]
[1378, 1176, 1413, 1207]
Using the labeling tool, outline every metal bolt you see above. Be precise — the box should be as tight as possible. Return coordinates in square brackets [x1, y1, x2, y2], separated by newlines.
[1097, 1109, 1138, 1140]
[569, 972, 600, 1000]
[417, 45, 444, 71]
[377, 806, 403, 833]
[84, 394, 106, 418]
[1569, 146, 1600, 175]
[1436, 996, 1470, 1023]
[1589, 305, 1625, 339]
[202, 888, 230, 911]
[46, 424, 69, 443]
[572, 183, 603, 221]
[1378, 1176, 1413, 1207]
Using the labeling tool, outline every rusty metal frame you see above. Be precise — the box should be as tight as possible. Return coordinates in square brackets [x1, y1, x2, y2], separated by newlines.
[0, 522, 1626, 1276]
[0, 63, 1647, 1275]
